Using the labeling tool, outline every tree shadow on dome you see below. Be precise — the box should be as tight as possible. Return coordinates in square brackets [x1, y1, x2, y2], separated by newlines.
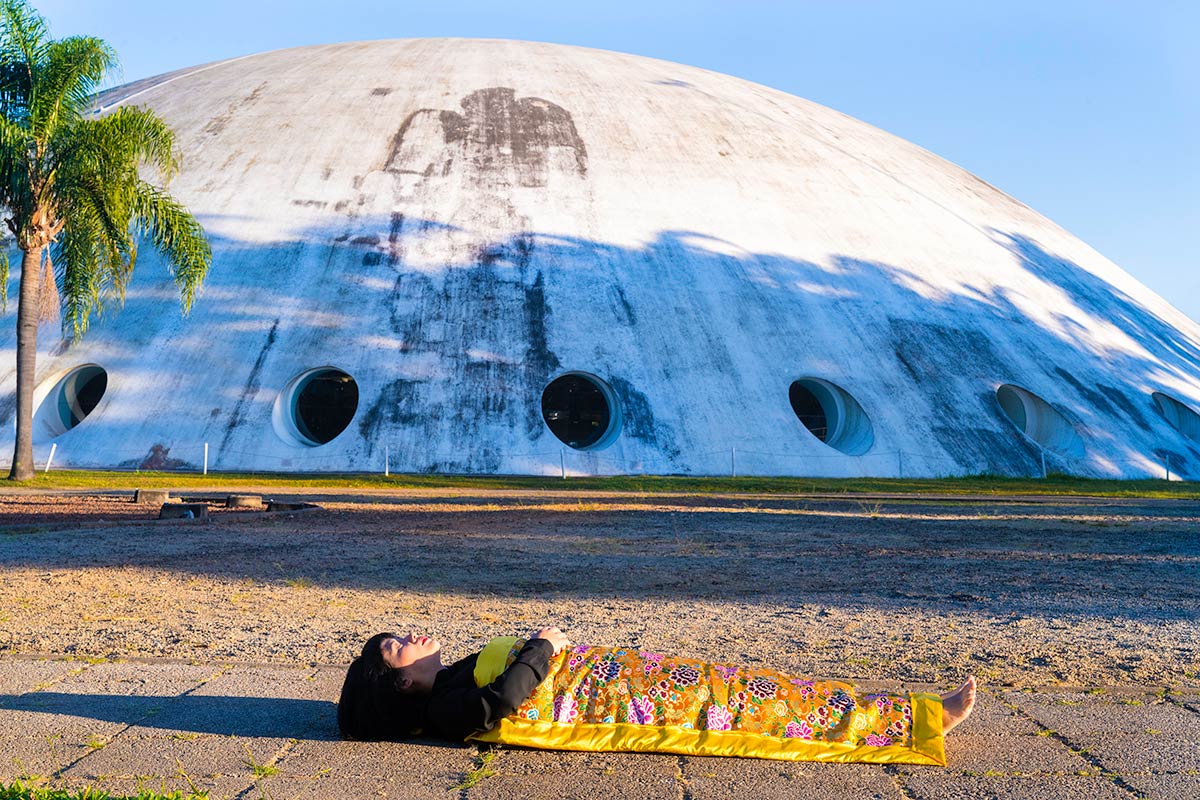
[1, 216, 1198, 482]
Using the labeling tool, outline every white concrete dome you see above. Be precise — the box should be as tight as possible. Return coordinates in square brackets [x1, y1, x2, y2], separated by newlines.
[4, 38, 1200, 478]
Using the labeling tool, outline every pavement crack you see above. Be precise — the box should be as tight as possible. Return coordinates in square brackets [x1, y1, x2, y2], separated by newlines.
[1162, 690, 1200, 717]
[673, 755, 692, 800]
[996, 692, 1146, 798]
[884, 764, 917, 799]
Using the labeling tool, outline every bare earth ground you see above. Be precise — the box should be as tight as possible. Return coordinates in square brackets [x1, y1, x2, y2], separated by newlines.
[0, 489, 1196, 690]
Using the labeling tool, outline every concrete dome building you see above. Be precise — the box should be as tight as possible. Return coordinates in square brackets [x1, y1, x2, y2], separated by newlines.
[4, 38, 1200, 478]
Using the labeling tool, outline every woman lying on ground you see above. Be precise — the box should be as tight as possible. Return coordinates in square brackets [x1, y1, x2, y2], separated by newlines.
[337, 627, 976, 765]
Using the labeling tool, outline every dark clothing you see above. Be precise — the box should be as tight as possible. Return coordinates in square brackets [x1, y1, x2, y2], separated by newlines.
[424, 638, 554, 741]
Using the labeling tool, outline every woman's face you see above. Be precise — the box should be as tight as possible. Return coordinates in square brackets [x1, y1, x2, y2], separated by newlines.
[380, 634, 441, 670]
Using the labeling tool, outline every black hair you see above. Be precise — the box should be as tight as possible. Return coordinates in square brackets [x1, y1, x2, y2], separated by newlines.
[337, 632, 428, 740]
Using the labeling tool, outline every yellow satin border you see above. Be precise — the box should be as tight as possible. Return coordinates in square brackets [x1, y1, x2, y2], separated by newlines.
[473, 636, 521, 688]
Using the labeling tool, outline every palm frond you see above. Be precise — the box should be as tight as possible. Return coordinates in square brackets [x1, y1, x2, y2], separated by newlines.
[30, 35, 118, 141]
[0, 0, 47, 105]
[62, 104, 177, 180]
[130, 181, 209, 312]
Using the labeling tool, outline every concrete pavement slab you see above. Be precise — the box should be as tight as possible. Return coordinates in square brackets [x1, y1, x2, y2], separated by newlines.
[0, 660, 81, 697]
[1073, 733, 1200, 774]
[920, 733, 1084, 775]
[276, 738, 472, 780]
[953, 689, 1040, 735]
[58, 733, 289, 783]
[1004, 691, 1200, 738]
[1123, 772, 1200, 800]
[466, 750, 679, 800]
[0, 662, 216, 737]
[903, 772, 1132, 799]
[277, 740, 477, 799]
[54, 775, 252, 800]
[0, 736, 92, 781]
[140, 665, 338, 740]
[681, 756, 903, 800]
[281, 774, 427, 799]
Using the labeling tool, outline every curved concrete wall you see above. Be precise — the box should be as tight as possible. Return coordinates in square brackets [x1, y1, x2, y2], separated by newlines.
[3, 38, 1200, 478]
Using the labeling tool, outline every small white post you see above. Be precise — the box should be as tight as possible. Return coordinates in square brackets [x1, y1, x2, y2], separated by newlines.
[44, 443, 57, 473]
[560, 448, 566, 479]
[1040, 449, 1047, 479]
[203, 442, 209, 475]
[730, 446, 736, 478]
[384, 445, 390, 477]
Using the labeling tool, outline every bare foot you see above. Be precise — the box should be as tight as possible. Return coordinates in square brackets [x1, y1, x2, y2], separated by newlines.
[941, 676, 977, 734]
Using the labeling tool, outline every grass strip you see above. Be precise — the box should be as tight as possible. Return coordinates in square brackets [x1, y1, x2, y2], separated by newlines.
[0, 781, 209, 800]
[6, 470, 1198, 498]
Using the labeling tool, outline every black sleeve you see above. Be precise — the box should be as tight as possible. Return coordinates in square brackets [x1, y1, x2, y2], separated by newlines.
[426, 638, 554, 741]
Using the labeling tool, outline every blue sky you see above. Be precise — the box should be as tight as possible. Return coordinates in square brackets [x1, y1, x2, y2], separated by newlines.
[39, 0, 1200, 320]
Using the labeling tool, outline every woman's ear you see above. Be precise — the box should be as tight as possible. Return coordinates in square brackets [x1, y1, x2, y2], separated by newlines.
[398, 674, 413, 691]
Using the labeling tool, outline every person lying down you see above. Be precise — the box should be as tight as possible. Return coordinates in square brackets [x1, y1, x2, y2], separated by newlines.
[337, 627, 976, 766]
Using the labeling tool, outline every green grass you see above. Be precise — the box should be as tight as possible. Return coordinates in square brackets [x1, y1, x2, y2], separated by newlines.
[241, 745, 278, 780]
[0, 781, 208, 800]
[453, 748, 502, 790]
[5, 470, 1197, 498]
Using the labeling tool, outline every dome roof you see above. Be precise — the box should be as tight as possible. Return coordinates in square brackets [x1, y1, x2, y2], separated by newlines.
[7, 38, 1200, 477]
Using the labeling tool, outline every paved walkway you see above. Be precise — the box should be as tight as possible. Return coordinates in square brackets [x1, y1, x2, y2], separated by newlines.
[1, 657, 1196, 799]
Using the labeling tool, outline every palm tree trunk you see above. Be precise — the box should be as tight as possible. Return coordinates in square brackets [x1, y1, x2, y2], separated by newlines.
[8, 246, 43, 481]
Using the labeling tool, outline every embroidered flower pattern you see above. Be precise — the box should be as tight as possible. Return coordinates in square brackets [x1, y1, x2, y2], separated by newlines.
[553, 694, 579, 723]
[784, 720, 813, 739]
[501, 643, 912, 747]
[747, 677, 779, 700]
[628, 695, 655, 725]
[669, 666, 701, 687]
[706, 704, 733, 731]
[595, 660, 622, 682]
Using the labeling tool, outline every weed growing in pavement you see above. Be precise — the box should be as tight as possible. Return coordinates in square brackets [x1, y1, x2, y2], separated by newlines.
[454, 747, 502, 790]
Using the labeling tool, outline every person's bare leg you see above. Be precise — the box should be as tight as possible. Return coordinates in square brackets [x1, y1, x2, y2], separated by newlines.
[941, 675, 977, 734]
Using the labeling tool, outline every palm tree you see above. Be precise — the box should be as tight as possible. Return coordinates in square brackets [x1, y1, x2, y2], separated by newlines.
[0, 0, 210, 480]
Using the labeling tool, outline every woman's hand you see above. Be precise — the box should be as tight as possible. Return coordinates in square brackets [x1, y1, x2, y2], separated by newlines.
[531, 626, 571, 655]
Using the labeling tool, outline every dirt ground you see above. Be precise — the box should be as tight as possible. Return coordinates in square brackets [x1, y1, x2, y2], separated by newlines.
[1, 489, 1197, 690]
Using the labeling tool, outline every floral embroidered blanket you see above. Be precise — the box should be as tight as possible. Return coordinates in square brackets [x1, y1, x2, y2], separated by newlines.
[468, 637, 945, 765]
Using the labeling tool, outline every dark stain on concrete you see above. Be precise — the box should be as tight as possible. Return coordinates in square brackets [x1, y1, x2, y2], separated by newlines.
[376, 256, 563, 463]
[386, 87, 588, 186]
[218, 318, 280, 455]
[371, 87, 393, 96]
[891, 318, 1039, 474]
[609, 376, 679, 459]
[291, 199, 327, 208]
[522, 270, 561, 416]
[1097, 383, 1152, 432]
[202, 81, 267, 138]
[358, 377, 426, 442]
[118, 444, 195, 471]
[608, 285, 637, 327]
[1053, 367, 1117, 418]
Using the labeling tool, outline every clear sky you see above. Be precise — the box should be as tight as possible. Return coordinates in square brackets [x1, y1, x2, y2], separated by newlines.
[38, 0, 1200, 320]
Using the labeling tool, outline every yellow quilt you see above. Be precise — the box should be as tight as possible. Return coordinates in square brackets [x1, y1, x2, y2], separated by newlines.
[468, 637, 944, 765]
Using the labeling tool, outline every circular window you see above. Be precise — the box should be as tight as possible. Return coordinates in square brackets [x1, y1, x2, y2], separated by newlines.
[32, 364, 108, 441]
[788, 378, 874, 455]
[541, 372, 622, 450]
[1152, 392, 1200, 443]
[273, 367, 359, 447]
[995, 384, 1083, 457]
